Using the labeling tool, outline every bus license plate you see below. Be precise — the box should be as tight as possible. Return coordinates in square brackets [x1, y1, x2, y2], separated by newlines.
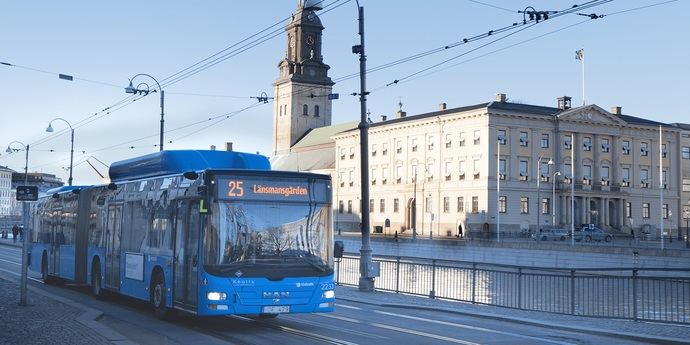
[262, 306, 290, 314]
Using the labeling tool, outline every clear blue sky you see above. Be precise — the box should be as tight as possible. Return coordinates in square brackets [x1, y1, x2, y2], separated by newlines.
[1, 0, 687, 185]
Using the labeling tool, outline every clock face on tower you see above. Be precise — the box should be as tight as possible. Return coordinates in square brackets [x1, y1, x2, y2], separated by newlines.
[306, 34, 315, 46]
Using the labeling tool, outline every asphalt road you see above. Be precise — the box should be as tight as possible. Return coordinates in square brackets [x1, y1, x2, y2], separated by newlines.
[0, 245, 650, 345]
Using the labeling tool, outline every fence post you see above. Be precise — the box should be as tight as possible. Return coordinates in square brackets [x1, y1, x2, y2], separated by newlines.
[570, 269, 576, 315]
[430, 259, 436, 299]
[395, 257, 400, 294]
[518, 267, 523, 309]
[632, 269, 638, 321]
[472, 263, 477, 304]
[336, 259, 341, 286]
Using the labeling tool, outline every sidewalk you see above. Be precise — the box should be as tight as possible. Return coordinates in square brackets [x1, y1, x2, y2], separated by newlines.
[0, 241, 135, 345]
[336, 285, 690, 345]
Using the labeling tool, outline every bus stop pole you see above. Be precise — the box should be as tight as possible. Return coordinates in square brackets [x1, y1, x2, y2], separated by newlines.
[19, 145, 29, 306]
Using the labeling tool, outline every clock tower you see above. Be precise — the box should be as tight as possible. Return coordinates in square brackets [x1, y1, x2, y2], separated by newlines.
[272, 0, 334, 156]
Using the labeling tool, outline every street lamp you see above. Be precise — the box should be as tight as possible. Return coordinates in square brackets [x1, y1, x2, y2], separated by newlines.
[552, 171, 561, 227]
[536, 156, 554, 233]
[46, 118, 75, 186]
[6, 141, 29, 306]
[125, 74, 165, 151]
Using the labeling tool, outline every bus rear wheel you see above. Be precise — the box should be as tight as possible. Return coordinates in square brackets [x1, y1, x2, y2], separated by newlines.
[151, 272, 173, 320]
[91, 263, 106, 300]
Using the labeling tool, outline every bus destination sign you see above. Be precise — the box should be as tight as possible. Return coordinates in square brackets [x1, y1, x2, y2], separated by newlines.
[216, 178, 329, 203]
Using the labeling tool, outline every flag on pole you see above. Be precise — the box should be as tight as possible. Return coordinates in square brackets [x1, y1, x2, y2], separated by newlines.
[575, 49, 584, 61]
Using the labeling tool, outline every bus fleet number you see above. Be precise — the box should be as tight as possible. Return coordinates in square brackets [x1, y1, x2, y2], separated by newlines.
[228, 181, 245, 197]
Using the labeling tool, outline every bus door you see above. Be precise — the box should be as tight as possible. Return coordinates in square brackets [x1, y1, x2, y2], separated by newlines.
[173, 200, 200, 308]
[105, 205, 122, 289]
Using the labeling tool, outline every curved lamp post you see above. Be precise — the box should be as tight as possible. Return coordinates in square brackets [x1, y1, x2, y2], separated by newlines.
[125, 73, 165, 151]
[552, 171, 561, 227]
[46, 117, 75, 186]
[6, 141, 29, 306]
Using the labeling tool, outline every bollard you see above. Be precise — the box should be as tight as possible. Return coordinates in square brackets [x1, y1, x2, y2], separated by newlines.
[430, 260, 436, 299]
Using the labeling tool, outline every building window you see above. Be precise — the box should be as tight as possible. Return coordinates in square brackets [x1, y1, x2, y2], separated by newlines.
[583, 137, 592, 151]
[347, 200, 352, 214]
[681, 146, 690, 159]
[396, 141, 403, 154]
[443, 197, 450, 213]
[641, 142, 649, 156]
[540, 162, 550, 181]
[472, 196, 479, 213]
[662, 144, 667, 158]
[473, 159, 480, 179]
[371, 144, 377, 157]
[349, 148, 355, 159]
[499, 196, 506, 213]
[622, 140, 630, 155]
[519, 132, 529, 147]
[445, 134, 452, 148]
[369, 199, 374, 213]
[338, 200, 344, 214]
[583, 164, 592, 181]
[459, 161, 466, 180]
[601, 138, 610, 152]
[340, 148, 346, 160]
[428, 136, 435, 150]
[382, 143, 388, 156]
[394, 198, 399, 213]
[459, 132, 466, 147]
[499, 159, 506, 180]
[498, 130, 507, 145]
[314, 105, 320, 117]
[457, 197, 464, 213]
[519, 160, 528, 181]
[444, 161, 452, 181]
[303, 104, 308, 116]
[541, 134, 549, 148]
[641, 169, 649, 188]
[411, 138, 418, 152]
[380, 199, 385, 213]
[663, 204, 669, 219]
[564, 135, 572, 150]
[601, 166, 610, 185]
[622, 167, 630, 187]
[381, 167, 388, 185]
[425, 197, 432, 213]
[541, 198, 550, 215]
[520, 197, 529, 214]
[473, 130, 481, 145]
[642, 203, 650, 219]
[625, 202, 632, 218]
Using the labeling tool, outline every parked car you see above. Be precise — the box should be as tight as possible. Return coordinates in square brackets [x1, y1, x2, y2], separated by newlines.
[533, 228, 569, 241]
[574, 224, 613, 242]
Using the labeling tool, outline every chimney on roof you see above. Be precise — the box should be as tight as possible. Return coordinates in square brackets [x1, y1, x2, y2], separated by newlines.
[396, 110, 406, 119]
[495, 93, 506, 103]
[380, 115, 387, 122]
[226, 142, 233, 151]
[610, 106, 622, 115]
[557, 96, 572, 110]
[439, 102, 447, 111]
[210, 145, 216, 151]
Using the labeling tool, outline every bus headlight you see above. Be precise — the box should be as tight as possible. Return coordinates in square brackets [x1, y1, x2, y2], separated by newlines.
[322, 290, 335, 299]
[207, 292, 227, 301]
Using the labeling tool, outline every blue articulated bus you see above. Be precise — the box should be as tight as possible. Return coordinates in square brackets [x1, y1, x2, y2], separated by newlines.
[30, 150, 336, 318]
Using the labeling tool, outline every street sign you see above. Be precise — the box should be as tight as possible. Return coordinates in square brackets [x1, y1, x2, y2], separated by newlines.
[16, 186, 38, 201]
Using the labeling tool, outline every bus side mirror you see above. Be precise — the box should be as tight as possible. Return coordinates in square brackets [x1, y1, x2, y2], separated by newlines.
[334, 241, 344, 259]
[183, 171, 199, 180]
[107, 183, 118, 190]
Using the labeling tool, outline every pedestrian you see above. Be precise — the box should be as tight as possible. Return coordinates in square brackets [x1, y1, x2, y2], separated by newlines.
[458, 225, 463, 239]
[11, 224, 18, 243]
[18, 226, 24, 242]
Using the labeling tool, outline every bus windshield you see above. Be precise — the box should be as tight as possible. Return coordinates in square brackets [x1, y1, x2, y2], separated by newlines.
[204, 201, 333, 277]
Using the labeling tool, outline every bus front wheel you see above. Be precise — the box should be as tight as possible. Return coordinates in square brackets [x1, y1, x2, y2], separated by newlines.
[151, 272, 172, 320]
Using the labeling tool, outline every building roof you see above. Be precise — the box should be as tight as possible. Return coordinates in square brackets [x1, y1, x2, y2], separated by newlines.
[672, 123, 690, 130]
[0, 166, 15, 173]
[488, 101, 561, 116]
[292, 121, 358, 149]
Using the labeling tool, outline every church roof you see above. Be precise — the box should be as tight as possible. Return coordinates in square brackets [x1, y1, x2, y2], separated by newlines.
[292, 121, 358, 149]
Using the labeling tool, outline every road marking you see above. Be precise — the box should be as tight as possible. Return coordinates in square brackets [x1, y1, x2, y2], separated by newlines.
[0, 258, 20, 266]
[227, 315, 359, 345]
[371, 323, 480, 345]
[374, 310, 575, 345]
[336, 303, 362, 310]
[0, 267, 19, 277]
[319, 313, 361, 323]
[284, 315, 388, 340]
